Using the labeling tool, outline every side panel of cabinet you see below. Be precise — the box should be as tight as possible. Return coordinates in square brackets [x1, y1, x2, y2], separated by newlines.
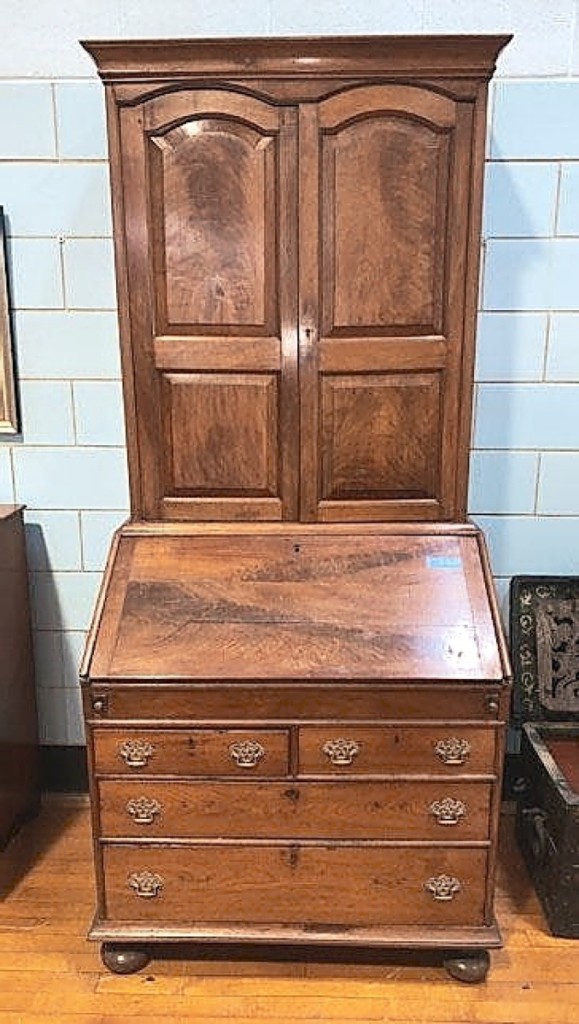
[114, 90, 298, 520]
[299, 86, 475, 522]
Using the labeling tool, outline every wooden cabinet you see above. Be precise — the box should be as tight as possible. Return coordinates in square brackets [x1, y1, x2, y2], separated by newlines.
[81, 36, 511, 982]
[0, 506, 39, 851]
[85, 35, 509, 524]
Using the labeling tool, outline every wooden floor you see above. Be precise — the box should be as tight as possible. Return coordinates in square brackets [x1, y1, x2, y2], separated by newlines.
[0, 800, 577, 1024]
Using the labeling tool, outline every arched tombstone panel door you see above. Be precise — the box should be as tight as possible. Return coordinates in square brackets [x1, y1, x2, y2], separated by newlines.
[117, 90, 299, 520]
[298, 85, 474, 522]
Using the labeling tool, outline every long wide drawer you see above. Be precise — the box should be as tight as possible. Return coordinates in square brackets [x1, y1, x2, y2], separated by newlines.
[102, 845, 488, 927]
[299, 726, 496, 775]
[99, 779, 492, 840]
[93, 729, 289, 777]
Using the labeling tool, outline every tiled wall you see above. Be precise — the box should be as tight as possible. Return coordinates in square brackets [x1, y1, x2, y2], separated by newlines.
[1, 1, 579, 746]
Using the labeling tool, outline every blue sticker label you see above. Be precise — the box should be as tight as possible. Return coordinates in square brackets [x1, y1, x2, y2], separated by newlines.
[426, 556, 462, 570]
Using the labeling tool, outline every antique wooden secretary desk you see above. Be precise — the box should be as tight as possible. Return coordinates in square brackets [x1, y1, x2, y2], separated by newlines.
[81, 35, 512, 981]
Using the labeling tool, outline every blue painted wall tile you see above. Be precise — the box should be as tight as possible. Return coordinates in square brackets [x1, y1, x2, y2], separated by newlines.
[63, 238, 117, 310]
[36, 689, 68, 745]
[24, 510, 82, 571]
[61, 631, 87, 688]
[475, 313, 546, 382]
[537, 453, 579, 514]
[73, 381, 126, 446]
[15, 311, 121, 380]
[0, 83, 55, 158]
[80, 511, 128, 571]
[475, 384, 579, 449]
[19, 381, 74, 445]
[557, 164, 579, 235]
[482, 239, 551, 311]
[8, 239, 64, 309]
[468, 451, 538, 514]
[550, 240, 579, 310]
[0, 163, 111, 237]
[474, 515, 579, 576]
[483, 162, 558, 238]
[55, 83, 108, 159]
[0, 449, 14, 502]
[546, 314, 579, 380]
[29, 570, 101, 631]
[12, 448, 130, 509]
[492, 82, 579, 159]
[32, 631, 64, 689]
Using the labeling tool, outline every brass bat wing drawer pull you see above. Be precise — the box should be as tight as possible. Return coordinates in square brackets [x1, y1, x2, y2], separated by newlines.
[228, 739, 265, 768]
[424, 874, 462, 901]
[118, 739, 155, 769]
[126, 796, 162, 825]
[434, 737, 471, 766]
[322, 738, 361, 766]
[128, 870, 163, 899]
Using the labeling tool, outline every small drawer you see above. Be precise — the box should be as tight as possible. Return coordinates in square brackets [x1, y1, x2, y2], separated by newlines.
[93, 728, 289, 777]
[299, 726, 496, 775]
[98, 779, 492, 841]
[102, 844, 488, 927]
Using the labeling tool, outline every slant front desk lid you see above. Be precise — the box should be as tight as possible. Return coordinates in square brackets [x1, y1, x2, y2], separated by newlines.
[85, 524, 508, 682]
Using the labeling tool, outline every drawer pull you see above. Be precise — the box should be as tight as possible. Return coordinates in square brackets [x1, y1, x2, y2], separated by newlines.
[118, 739, 155, 769]
[425, 874, 462, 901]
[91, 694, 109, 716]
[322, 738, 361, 767]
[229, 739, 265, 768]
[429, 797, 467, 826]
[434, 737, 471, 766]
[486, 694, 500, 714]
[128, 870, 163, 899]
[126, 796, 162, 825]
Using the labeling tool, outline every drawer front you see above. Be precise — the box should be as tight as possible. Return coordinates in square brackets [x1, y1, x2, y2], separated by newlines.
[103, 845, 488, 927]
[299, 727, 496, 775]
[86, 684, 505, 723]
[93, 729, 289, 777]
[99, 779, 492, 841]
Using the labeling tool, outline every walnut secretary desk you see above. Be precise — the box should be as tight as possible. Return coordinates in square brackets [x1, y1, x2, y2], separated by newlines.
[80, 35, 512, 982]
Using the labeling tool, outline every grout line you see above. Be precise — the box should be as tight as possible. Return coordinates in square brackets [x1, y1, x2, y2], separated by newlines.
[542, 313, 553, 381]
[50, 82, 60, 158]
[534, 452, 542, 515]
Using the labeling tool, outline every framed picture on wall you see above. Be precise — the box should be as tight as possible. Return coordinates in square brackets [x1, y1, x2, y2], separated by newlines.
[0, 206, 18, 434]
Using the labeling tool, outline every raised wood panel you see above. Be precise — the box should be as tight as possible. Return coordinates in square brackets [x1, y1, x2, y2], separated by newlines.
[323, 117, 450, 335]
[162, 372, 279, 498]
[320, 373, 441, 501]
[150, 119, 274, 332]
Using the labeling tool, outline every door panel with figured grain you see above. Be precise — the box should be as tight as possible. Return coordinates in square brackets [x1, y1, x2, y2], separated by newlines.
[299, 85, 472, 522]
[117, 90, 298, 520]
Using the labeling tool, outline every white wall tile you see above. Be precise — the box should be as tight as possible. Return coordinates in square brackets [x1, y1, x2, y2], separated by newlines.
[13, 447, 130, 509]
[55, 83, 108, 159]
[19, 380, 74, 445]
[0, 163, 111, 238]
[475, 384, 579, 449]
[0, 1, 122, 78]
[36, 688, 68, 745]
[61, 631, 87, 687]
[468, 451, 538, 515]
[24, 510, 82, 571]
[0, 449, 14, 502]
[63, 238, 116, 310]
[483, 163, 558, 238]
[30, 570, 101, 630]
[80, 511, 128, 571]
[32, 630, 64, 689]
[15, 311, 121, 380]
[492, 82, 579, 158]
[0, 83, 55, 157]
[73, 381, 125, 446]
[546, 314, 579, 380]
[271, 0, 424, 34]
[475, 313, 547, 382]
[423, 1, 574, 77]
[118, 0, 271, 36]
[537, 453, 579, 514]
[474, 515, 579, 576]
[8, 239, 64, 310]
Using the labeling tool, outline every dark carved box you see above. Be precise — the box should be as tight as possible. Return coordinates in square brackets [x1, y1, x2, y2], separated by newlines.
[511, 577, 579, 938]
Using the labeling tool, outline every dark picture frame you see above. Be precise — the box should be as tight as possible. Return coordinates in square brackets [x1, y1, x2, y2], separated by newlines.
[0, 206, 18, 434]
